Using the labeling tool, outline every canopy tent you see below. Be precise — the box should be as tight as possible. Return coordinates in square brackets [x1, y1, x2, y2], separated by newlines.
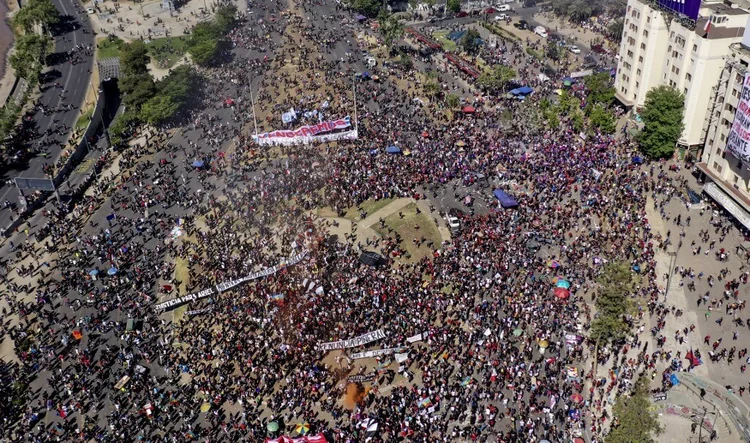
[632, 156, 643, 165]
[556, 279, 571, 289]
[386, 146, 402, 154]
[191, 160, 205, 168]
[360, 251, 386, 267]
[554, 287, 570, 300]
[510, 86, 534, 96]
[462, 105, 476, 114]
[492, 189, 519, 208]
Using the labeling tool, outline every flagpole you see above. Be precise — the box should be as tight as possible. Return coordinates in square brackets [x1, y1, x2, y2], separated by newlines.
[250, 86, 259, 138]
[353, 76, 358, 132]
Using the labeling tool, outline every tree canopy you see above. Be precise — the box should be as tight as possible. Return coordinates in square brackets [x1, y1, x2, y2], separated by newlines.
[10, 33, 52, 86]
[447, 0, 461, 13]
[477, 65, 516, 92]
[378, 11, 404, 49]
[12, 0, 59, 33]
[606, 377, 663, 443]
[186, 5, 238, 65]
[584, 72, 615, 106]
[590, 262, 635, 345]
[120, 40, 151, 77]
[638, 86, 685, 159]
[349, 0, 381, 18]
[461, 29, 481, 54]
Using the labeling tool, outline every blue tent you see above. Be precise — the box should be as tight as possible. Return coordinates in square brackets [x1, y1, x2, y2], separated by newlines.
[510, 86, 534, 96]
[192, 160, 205, 168]
[493, 189, 519, 208]
[386, 146, 402, 154]
[632, 156, 643, 165]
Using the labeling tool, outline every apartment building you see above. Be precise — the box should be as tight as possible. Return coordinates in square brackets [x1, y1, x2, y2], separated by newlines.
[614, 0, 749, 152]
[698, 25, 750, 231]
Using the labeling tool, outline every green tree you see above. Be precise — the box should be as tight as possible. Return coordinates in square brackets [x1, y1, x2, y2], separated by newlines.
[477, 64, 516, 92]
[120, 73, 156, 110]
[638, 86, 685, 159]
[214, 4, 238, 33]
[140, 95, 180, 125]
[378, 11, 404, 49]
[13, 0, 59, 33]
[424, 81, 441, 99]
[545, 40, 561, 61]
[187, 21, 223, 65]
[589, 262, 635, 345]
[584, 72, 615, 105]
[120, 40, 151, 76]
[568, 0, 593, 22]
[0, 104, 21, 141]
[446, 94, 460, 109]
[10, 33, 52, 85]
[461, 29, 481, 54]
[589, 104, 616, 134]
[350, 0, 381, 17]
[572, 109, 585, 133]
[606, 377, 663, 443]
[447, 0, 461, 13]
[607, 19, 624, 40]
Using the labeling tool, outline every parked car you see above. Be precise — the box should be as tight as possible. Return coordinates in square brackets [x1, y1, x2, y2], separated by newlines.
[497, 4, 510, 11]
[494, 14, 508, 21]
[447, 215, 460, 232]
[569, 45, 581, 54]
[534, 26, 548, 38]
[514, 20, 529, 30]
[457, 11, 468, 17]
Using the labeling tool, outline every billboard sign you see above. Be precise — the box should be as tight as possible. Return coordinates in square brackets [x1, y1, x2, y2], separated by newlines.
[658, 0, 701, 21]
[14, 177, 56, 191]
[726, 72, 750, 167]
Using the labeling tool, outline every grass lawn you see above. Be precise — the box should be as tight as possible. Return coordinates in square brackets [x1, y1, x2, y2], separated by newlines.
[96, 36, 124, 60]
[146, 36, 190, 69]
[343, 198, 395, 221]
[433, 31, 457, 52]
[374, 203, 442, 263]
[75, 107, 93, 130]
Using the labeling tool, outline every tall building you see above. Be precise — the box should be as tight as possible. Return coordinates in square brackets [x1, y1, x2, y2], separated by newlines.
[698, 19, 750, 231]
[614, 0, 749, 153]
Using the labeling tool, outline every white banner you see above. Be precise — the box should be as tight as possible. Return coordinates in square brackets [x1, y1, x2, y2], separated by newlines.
[406, 332, 425, 343]
[154, 251, 308, 312]
[317, 329, 386, 351]
[350, 347, 404, 360]
[726, 72, 750, 165]
[253, 116, 357, 146]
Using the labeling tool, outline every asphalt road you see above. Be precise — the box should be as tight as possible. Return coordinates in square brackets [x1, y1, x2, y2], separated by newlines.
[0, 0, 94, 229]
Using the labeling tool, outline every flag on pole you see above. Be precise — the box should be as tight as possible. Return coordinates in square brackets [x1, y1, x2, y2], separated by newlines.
[704, 16, 712, 36]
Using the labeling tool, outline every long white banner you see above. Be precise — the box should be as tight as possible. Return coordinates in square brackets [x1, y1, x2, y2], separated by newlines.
[317, 329, 386, 351]
[154, 251, 308, 312]
[253, 116, 358, 146]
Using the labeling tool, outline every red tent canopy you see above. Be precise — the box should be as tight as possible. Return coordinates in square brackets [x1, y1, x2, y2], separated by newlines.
[554, 287, 570, 300]
[462, 105, 476, 114]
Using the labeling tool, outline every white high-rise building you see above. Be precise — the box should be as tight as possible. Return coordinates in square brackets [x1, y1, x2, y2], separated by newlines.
[614, 0, 749, 152]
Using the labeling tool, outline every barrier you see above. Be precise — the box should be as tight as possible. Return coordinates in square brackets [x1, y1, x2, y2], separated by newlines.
[676, 372, 750, 441]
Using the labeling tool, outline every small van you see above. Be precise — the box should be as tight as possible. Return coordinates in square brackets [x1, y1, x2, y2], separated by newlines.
[534, 26, 547, 38]
[497, 4, 510, 11]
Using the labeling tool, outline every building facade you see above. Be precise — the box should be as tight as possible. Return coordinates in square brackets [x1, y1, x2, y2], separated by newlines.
[615, 0, 749, 151]
[699, 34, 750, 231]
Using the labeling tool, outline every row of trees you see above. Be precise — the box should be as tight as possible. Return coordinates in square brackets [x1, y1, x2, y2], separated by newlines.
[0, 0, 58, 143]
[552, 0, 626, 23]
[588, 263, 663, 443]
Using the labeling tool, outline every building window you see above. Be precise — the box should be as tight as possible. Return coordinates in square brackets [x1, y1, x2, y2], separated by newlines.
[736, 73, 744, 84]
[693, 44, 697, 52]
[684, 88, 688, 95]
[641, 43, 646, 50]
[627, 50, 634, 58]
[643, 30, 648, 38]
[733, 88, 739, 98]
[647, 16, 650, 23]
[639, 56, 644, 63]
[636, 81, 639, 88]
[637, 69, 641, 76]
[721, 134, 726, 142]
[734, 175, 740, 184]
[713, 162, 723, 173]
[669, 80, 676, 87]
[686, 73, 691, 82]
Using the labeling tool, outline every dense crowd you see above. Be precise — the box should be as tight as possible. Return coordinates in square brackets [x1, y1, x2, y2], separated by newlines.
[0, 0, 748, 442]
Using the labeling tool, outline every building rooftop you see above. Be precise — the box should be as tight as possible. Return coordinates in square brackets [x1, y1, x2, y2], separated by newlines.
[695, 19, 746, 39]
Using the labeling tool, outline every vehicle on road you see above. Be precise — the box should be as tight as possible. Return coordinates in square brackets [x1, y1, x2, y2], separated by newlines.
[514, 20, 529, 30]
[446, 215, 460, 233]
[494, 14, 508, 21]
[569, 45, 581, 54]
[497, 4, 510, 11]
[456, 11, 468, 17]
[534, 26, 547, 38]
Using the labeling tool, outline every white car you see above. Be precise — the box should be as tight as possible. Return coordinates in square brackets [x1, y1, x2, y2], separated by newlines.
[569, 45, 581, 54]
[494, 14, 508, 21]
[447, 216, 460, 232]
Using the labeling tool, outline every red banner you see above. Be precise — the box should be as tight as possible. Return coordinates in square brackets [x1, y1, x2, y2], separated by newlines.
[265, 434, 327, 443]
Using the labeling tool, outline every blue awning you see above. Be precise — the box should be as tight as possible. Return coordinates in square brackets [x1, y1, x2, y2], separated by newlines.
[493, 189, 519, 208]
[386, 146, 401, 154]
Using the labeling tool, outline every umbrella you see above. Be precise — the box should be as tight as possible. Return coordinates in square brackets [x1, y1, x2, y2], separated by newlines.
[573, 438, 585, 443]
[556, 280, 571, 289]
[462, 105, 475, 114]
[225, 98, 234, 106]
[563, 80, 573, 87]
[571, 393, 584, 403]
[554, 287, 570, 300]
[72, 330, 83, 340]
[546, 259, 561, 269]
[538, 340, 549, 349]
[108, 267, 118, 276]
[267, 421, 279, 432]
[460, 376, 473, 386]
[456, 140, 466, 147]
[200, 402, 211, 412]
[512, 328, 523, 336]
[421, 131, 429, 138]
[386, 146, 402, 154]
[89, 269, 99, 276]
[294, 422, 310, 435]
[192, 160, 205, 168]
